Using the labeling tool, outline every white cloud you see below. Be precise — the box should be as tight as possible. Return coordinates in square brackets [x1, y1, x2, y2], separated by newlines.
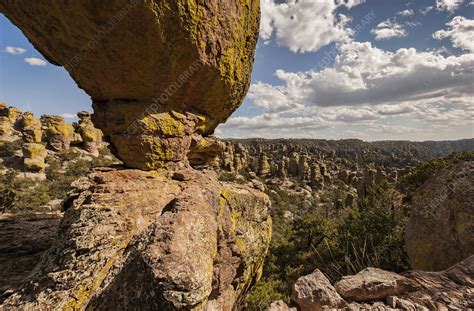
[376, 104, 415, 115]
[436, 0, 465, 12]
[398, 9, 414, 16]
[4, 46, 26, 55]
[433, 16, 474, 52]
[260, 0, 364, 53]
[371, 19, 407, 40]
[218, 40, 474, 140]
[420, 6, 434, 15]
[61, 113, 77, 119]
[24, 57, 47, 66]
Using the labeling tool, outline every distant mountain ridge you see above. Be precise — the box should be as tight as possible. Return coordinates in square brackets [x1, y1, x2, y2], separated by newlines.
[224, 138, 474, 162]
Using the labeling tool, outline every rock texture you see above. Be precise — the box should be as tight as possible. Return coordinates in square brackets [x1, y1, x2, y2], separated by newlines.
[0, 103, 21, 141]
[0, 213, 62, 299]
[290, 257, 474, 310]
[406, 160, 474, 271]
[292, 269, 346, 311]
[40, 115, 75, 151]
[266, 300, 296, 311]
[22, 143, 47, 171]
[0, 0, 260, 169]
[0, 105, 106, 171]
[1, 167, 271, 310]
[74, 111, 103, 154]
[19, 112, 42, 143]
[334, 268, 417, 302]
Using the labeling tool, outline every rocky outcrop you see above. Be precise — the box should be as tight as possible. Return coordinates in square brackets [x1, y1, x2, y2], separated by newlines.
[290, 256, 474, 310]
[0, 103, 21, 140]
[0, 105, 107, 171]
[1, 167, 271, 310]
[0, 2, 268, 309]
[406, 160, 474, 271]
[22, 143, 47, 171]
[0, 0, 260, 169]
[19, 112, 42, 143]
[40, 115, 75, 151]
[74, 111, 103, 154]
[292, 269, 346, 311]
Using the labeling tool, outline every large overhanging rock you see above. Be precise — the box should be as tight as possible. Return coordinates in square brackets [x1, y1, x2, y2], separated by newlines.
[1, 167, 272, 310]
[0, 0, 260, 169]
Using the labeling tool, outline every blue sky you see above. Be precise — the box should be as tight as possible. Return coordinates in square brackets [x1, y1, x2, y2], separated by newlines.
[1, 0, 473, 140]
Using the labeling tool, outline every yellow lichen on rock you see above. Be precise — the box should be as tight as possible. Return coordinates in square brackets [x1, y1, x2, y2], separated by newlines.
[20, 112, 42, 143]
[22, 143, 47, 171]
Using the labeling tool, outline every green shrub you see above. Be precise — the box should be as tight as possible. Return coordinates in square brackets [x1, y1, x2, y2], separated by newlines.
[247, 179, 411, 308]
[245, 279, 289, 311]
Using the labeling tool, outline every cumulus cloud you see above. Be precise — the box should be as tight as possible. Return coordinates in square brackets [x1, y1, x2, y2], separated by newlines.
[260, 0, 363, 53]
[433, 16, 474, 52]
[253, 42, 474, 108]
[24, 57, 47, 66]
[436, 0, 465, 12]
[371, 19, 407, 40]
[218, 40, 474, 140]
[4, 46, 26, 55]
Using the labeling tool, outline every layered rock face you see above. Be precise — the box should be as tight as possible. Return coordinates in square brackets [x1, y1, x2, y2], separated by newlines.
[0, 213, 62, 296]
[406, 160, 474, 271]
[0, 0, 260, 169]
[2, 167, 271, 310]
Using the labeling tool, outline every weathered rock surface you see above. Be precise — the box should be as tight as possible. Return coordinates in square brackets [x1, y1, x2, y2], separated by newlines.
[22, 143, 47, 171]
[266, 300, 296, 311]
[0, 213, 62, 299]
[74, 111, 103, 154]
[291, 256, 474, 310]
[0, 0, 261, 169]
[92, 103, 223, 169]
[40, 115, 75, 151]
[406, 160, 474, 271]
[1, 167, 271, 310]
[19, 112, 42, 143]
[292, 269, 346, 311]
[334, 268, 417, 302]
[0, 103, 21, 140]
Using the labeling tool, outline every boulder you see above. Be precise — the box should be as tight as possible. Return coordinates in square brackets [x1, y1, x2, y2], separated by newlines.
[406, 161, 474, 271]
[0, 0, 260, 169]
[292, 269, 346, 311]
[22, 143, 47, 171]
[19, 112, 42, 143]
[40, 115, 75, 151]
[1, 167, 272, 310]
[334, 268, 417, 302]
